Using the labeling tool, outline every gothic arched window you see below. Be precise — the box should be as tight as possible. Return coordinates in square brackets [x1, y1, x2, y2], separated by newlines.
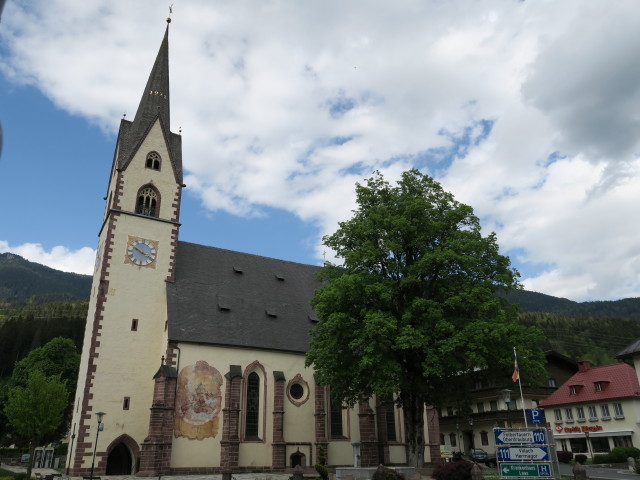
[136, 186, 158, 217]
[245, 372, 260, 439]
[145, 152, 161, 170]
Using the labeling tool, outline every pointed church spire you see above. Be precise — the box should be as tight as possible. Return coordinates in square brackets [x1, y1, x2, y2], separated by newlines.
[115, 19, 183, 184]
[132, 21, 171, 131]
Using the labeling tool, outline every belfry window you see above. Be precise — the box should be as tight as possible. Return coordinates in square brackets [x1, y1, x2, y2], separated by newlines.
[136, 187, 158, 217]
[145, 152, 161, 170]
[245, 372, 260, 439]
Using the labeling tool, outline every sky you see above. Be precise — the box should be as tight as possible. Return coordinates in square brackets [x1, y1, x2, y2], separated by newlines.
[1, 1, 639, 302]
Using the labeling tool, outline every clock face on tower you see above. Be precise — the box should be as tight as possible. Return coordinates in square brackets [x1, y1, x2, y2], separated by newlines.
[125, 237, 158, 267]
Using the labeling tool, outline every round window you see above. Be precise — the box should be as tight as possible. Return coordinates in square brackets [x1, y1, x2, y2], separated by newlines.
[290, 383, 304, 400]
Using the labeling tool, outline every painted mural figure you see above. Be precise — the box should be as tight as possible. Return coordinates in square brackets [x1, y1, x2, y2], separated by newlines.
[174, 360, 223, 440]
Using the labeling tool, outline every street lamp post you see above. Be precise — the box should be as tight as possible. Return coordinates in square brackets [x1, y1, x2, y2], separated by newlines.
[89, 412, 106, 480]
[585, 431, 592, 459]
[501, 389, 513, 428]
[468, 417, 474, 451]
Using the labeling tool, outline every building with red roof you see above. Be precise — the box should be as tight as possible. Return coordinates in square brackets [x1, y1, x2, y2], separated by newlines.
[540, 357, 640, 457]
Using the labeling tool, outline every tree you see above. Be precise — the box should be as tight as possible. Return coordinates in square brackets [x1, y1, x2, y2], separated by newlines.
[7, 337, 80, 444]
[4, 370, 68, 479]
[305, 170, 545, 467]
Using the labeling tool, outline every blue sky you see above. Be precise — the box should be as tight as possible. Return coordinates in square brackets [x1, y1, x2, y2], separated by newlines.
[2, 1, 640, 302]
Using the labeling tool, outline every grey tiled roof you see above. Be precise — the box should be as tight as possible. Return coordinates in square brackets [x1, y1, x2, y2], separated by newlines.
[616, 339, 640, 359]
[167, 241, 322, 353]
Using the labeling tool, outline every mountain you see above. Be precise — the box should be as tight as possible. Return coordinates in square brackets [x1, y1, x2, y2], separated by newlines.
[504, 290, 640, 320]
[0, 253, 92, 307]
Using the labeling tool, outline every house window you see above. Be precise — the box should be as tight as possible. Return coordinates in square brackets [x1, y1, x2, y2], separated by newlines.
[131, 318, 138, 331]
[490, 401, 498, 412]
[591, 436, 610, 453]
[146, 151, 161, 170]
[613, 402, 624, 418]
[588, 405, 598, 420]
[245, 372, 260, 439]
[554, 409, 562, 422]
[548, 378, 557, 387]
[570, 438, 587, 453]
[601, 404, 611, 419]
[447, 407, 454, 416]
[136, 186, 158, 217]
[561, 439, 568, 451]
[565, 408, 574, 422]
[330, 396, 344, 439]
[440, 433, 445, 445]
[477, 402, 484, 414]
[123, 396, 130, 410]
[480, 431, 489, 446]
[449, 433, 457, 447]
[614, 436, 633, 448]
[576, 407, 585, 422]
[569, 386, 578, 395]
[385, 403, 397, 442]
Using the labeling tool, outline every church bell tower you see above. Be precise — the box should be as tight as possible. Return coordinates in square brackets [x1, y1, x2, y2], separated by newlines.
[68, 19, 183, 476]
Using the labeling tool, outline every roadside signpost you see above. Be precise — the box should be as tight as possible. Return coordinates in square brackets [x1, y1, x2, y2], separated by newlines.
[497, 446, 550, 462]
[495, 429, 547, 445]
[495, 427, 555, 479]
[500, 463, 553, 477]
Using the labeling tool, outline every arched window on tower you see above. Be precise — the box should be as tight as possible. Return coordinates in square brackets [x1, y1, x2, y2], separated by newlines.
[145, 152, 161, 170]
[245, 372, 260, 439]
[136, 186, 158, 217]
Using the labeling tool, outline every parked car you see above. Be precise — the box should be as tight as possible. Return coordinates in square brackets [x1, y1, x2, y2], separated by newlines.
[469, 448, 496, 467]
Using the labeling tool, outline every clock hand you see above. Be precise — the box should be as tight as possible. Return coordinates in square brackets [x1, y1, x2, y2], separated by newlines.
[132, 244, 150, 257]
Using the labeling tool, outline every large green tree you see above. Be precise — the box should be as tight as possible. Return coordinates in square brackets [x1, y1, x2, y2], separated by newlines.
[2, 337, 80, 445]
[305, 170, 544, 467]
[4, 370, 68, 479]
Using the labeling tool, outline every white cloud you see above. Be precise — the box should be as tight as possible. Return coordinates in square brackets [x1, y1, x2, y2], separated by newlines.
[0, 241, 96, 275]
[2, 0, 640, 301]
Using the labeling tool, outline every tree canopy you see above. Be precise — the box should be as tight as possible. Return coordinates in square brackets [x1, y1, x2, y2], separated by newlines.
[0, 337, 80, 446]
[305, 169, 545, 467]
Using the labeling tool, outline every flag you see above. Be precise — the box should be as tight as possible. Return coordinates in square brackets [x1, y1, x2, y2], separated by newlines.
[512, 352, 519, 382]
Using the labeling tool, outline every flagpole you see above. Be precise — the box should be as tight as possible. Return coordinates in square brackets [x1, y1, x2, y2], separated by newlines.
[514, 347, 528, 428]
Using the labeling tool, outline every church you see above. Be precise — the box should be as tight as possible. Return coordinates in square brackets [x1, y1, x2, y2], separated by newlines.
[67, 21, 439, 476]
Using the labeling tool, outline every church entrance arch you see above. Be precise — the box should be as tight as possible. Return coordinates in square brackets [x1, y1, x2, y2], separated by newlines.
[105, 434, 139, 475]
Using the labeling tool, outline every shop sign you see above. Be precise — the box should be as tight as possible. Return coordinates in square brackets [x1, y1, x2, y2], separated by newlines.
[555, 424, 603, 434]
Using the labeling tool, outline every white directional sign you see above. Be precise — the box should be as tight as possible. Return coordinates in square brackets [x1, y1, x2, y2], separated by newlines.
[495, 429, 547, 445]
[497, 446, 550, 462]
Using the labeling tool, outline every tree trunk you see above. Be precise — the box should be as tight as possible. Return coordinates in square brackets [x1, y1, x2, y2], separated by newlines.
[26, 440, 37, 480]
[401, 391, 425, 468]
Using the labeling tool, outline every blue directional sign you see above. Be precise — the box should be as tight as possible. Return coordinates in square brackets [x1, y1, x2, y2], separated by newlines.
[495, 429, 547, 445]
[529, 408, 544, 424]
[497, 446, 550, 462]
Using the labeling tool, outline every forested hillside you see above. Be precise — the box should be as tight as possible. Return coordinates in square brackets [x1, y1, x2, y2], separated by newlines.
[519, 312, 640, 366]
[505, 289, 640, 320]
[0, 252, 91, 306]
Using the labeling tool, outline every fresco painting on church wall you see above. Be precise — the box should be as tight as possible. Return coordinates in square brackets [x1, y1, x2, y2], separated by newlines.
[174, 360, 223, 440]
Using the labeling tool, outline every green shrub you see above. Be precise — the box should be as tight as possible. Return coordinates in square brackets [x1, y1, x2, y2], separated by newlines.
[371, 465, 404, 480]
[574, 454, 587, 465]
[432, 461, 474, 480]
[609, 447, 640, 462]
[315, 445, 328, 480]
[557, 451, 573, 463]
